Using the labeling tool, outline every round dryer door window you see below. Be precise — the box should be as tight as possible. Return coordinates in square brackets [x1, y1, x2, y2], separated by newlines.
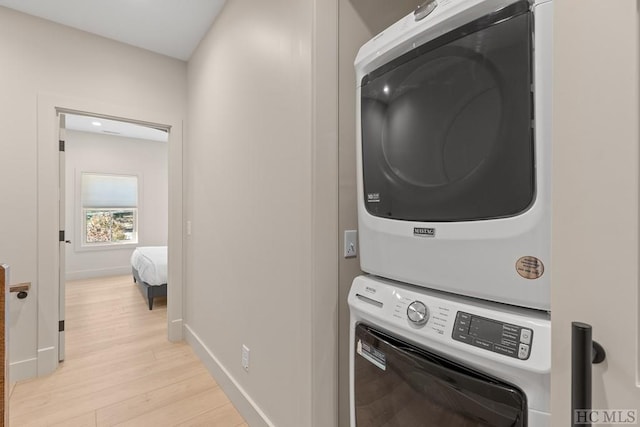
[361, 10, 534, 222]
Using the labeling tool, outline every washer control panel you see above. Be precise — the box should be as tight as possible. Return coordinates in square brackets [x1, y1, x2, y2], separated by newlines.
[452, 311, 533, 360]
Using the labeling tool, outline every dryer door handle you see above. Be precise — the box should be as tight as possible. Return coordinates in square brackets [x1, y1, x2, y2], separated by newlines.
[571, 321, 606, 426]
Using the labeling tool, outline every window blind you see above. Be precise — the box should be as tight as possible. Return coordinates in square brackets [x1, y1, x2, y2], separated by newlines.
[81, 173, 138, 208]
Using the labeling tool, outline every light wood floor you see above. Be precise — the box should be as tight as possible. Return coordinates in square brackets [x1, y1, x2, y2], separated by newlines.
[9, 275, 246, 427]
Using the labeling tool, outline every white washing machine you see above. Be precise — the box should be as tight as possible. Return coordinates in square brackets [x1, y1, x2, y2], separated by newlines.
[349, 275, 550, 426]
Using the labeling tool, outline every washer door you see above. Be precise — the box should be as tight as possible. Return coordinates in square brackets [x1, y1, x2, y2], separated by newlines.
[354, 323, 527, 426]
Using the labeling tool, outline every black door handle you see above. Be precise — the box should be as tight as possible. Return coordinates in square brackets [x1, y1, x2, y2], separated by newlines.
[572, 322, 606, 426]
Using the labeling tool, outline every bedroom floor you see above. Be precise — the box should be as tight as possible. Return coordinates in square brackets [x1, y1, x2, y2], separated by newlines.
[9, 275, 247, 427]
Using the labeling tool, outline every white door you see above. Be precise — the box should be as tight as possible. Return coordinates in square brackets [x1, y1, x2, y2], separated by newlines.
[58, 113, 66, 362]
[552, 0, 640, 424]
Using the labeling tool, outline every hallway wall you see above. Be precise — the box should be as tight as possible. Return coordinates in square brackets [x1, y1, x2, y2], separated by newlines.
[0, 6, 186, 380]
[185, 1, 338, 426]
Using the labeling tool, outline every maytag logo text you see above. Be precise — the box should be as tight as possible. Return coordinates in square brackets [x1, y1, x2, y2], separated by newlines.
[414, 227, 436, 237]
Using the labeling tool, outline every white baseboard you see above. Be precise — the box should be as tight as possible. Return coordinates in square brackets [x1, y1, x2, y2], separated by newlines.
[184, 324, 274, 427]
[66, 266, 131, 281]
[37, 346, 58, 377]
[168, 318, 183, 342]
[10, 357, 37, 382]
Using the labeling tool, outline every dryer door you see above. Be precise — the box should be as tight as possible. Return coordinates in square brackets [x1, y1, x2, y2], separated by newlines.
[354, 323, 527, 426]
[360, 1, 533, 222]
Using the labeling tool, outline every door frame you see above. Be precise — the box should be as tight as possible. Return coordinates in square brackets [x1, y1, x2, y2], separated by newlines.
[36, 92, 184, 377]
[57, 115, 66, 363]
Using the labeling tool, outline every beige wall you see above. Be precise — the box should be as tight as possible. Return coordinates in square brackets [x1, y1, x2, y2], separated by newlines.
[0, 6, 186, 380]
[185, 0, 337, 425]
[551, 0, 640, 423]
[337, 1, 416, 425]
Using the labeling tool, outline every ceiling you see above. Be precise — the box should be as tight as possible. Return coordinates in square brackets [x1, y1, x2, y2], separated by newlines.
[64, 113, 168, 142]
[0, 0, 226, 60]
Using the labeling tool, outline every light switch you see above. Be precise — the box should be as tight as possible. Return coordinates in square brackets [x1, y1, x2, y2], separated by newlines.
[344, 230, 358, 258]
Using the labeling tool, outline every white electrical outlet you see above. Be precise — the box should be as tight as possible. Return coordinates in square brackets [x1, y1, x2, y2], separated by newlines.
[344, 230, 358, 258]
[242, 344, 250, 372]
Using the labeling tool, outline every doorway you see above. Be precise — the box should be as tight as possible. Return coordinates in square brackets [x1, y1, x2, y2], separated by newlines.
[36, 94, 184, 377]
[59, 112, 171, 361]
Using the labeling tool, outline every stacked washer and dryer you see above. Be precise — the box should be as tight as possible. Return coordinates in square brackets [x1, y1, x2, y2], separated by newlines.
[349, 0, 552, 425]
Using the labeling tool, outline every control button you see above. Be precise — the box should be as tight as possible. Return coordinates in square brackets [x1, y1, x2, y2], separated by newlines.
[458, 312, 471, 320]
[473, 338, 492, 350]
[494, 344, 517, 357]
[520, 328, 532, 344]
[454, 333, 470, 342]
[455, 326, 467, 335]
[503, 324, 519, 334]
[502, 332, 519, 342]
[414, 0, 438, 21]
[518, 343, 530, 359]
[407, 301, 429, 326]
[500, 338, 518, 348]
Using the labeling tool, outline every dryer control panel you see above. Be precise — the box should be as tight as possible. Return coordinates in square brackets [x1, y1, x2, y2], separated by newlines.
[452, 312, 532, 360]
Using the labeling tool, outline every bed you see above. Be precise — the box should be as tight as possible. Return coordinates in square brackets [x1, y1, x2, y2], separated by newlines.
[130, 246, 167, 310]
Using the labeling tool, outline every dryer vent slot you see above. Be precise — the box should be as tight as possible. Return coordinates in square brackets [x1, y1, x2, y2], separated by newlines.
[356, 294, 384, 308]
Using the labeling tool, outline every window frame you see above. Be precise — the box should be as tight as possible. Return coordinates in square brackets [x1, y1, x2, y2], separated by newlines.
[77, 171, 141, 251]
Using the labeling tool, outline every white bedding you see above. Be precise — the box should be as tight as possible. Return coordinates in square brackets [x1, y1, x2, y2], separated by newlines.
[131, 246, 167, 286]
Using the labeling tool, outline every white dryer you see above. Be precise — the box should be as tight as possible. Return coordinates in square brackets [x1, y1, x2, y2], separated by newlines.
[355, 0, 553, 310]
[349, 275, 550, 426]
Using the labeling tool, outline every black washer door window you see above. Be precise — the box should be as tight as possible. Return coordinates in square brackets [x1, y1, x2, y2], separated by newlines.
[354, 323, 527, 426]
[361, 3, 533, 221]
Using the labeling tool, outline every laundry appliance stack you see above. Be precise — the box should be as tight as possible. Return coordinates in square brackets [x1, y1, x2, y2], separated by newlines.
[348, 0, 553, 425]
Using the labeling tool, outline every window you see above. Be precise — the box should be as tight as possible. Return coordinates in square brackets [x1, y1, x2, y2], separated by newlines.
[81, 173, 138, 245]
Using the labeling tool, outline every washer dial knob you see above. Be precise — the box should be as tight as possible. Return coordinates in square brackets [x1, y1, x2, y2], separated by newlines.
[407, 301, 429, 326]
